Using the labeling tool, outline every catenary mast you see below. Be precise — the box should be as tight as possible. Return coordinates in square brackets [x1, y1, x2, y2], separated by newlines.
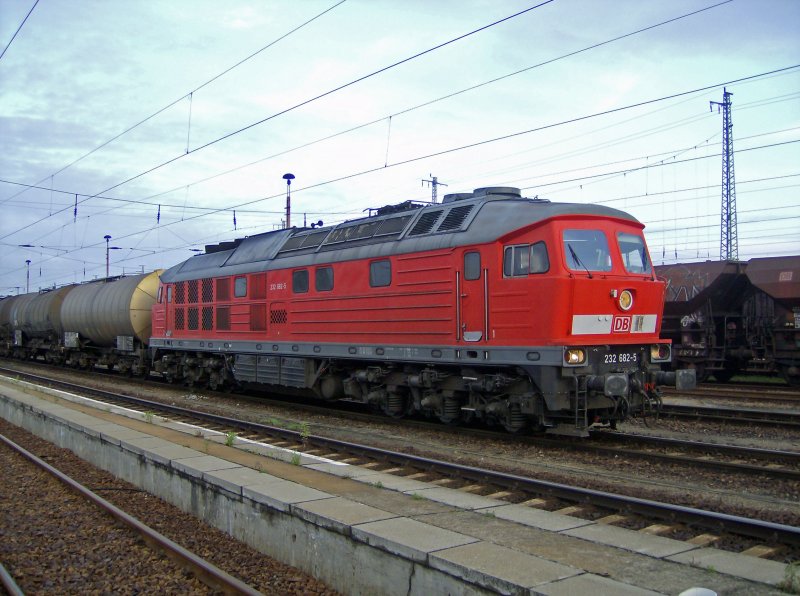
[710, 88, 738, 261]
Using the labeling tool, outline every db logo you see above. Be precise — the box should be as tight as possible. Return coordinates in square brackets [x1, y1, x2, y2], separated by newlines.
[612, 316, 631, 333]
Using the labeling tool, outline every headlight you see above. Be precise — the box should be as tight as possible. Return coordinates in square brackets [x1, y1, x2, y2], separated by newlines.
[564, 348, 586, 366]
[617, 289, 634, 311]
[650, 344, 671, 362]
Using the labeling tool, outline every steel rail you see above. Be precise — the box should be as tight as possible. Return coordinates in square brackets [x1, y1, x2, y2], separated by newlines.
[0, 561, 23, 596]
[660, 403, 800, 427]
[0, 432, 262, 596]
[3, 369, 799, 547]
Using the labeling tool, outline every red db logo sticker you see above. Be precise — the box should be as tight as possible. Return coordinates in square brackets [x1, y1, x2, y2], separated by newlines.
[612, 316, 631, 333]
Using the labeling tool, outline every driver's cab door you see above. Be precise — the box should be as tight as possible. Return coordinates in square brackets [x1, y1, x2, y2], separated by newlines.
[459, 250, 486, 343]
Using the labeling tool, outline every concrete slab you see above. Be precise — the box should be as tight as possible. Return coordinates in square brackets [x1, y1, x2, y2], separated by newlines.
[667, 547, 789, 585]
[564, 523, 698, 558]
[171, 455, 242, 478]
[352, 517, 478, 563]
[156, 419, 219, 438]
[138, 442, 205, 467]
[534, 572, 666, 595]
[293, 497, 398, 535]
[484, 503, 594, 532]
[305, 461, 375, 478]
[79, 422, 149, 445]
[203, 466, 277, 495]
[243, 479, 333, 512]
[430, 540, 581, 594]
[121, 435, 180, 456]
[409, 486, 502, 510]
[236, 439, 327, 465]
[351, 470, 432, 492]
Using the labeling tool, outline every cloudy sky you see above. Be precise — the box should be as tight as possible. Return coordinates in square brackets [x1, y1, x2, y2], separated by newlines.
[1, 0, 798, 293]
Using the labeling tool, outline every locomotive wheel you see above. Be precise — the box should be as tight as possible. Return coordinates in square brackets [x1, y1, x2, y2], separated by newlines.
[437, 396, 461, 425]
[502, 404, 527, 433]
[378, 389, 408, 418]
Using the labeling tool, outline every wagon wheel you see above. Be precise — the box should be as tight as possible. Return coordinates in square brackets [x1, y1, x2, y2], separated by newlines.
[688, 363, 708, 383]
[712, 366, 737, 383]
[782, 365, 800, 387]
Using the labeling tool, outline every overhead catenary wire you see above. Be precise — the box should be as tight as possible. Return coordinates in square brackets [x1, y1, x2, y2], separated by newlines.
[123, 0, 736, 209]
[3, 134, 796, 220]
[0, 0, 557, 241]
[0, 0, 348, 205]
[0, 0, 40, 62]
[3, 65, 797, 260]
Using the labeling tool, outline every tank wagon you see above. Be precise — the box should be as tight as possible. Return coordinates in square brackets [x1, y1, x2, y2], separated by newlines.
[0, 272, 161, 375]
[657, 255, 800, 385]
[150, 186, 694, 435]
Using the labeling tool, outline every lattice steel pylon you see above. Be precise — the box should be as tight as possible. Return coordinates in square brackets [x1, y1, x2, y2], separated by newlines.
[710, 88, 738, 261]
[422, 175, 447, 203]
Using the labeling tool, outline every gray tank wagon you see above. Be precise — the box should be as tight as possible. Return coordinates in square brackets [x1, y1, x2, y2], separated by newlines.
[1, 289, 73, 359]
[0, 272, 161, 374]
[0, 295, 20, 333]
[61, 272, 160, 347]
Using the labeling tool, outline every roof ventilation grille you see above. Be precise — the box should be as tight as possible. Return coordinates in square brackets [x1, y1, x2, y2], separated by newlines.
[437, 205, 474, 232]
[408, 210, 443, 236]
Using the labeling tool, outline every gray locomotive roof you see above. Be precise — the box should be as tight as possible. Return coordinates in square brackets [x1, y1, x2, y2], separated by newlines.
[161, 187, 640, 283]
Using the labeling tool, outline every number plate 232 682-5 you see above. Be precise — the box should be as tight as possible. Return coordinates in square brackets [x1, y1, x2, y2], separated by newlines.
[604, 352, 639, 365]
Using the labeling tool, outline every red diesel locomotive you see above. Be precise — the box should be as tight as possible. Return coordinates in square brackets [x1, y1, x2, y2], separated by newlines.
[149, 186, 694, 435]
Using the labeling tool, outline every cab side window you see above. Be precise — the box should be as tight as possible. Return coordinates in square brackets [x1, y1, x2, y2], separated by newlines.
[503, 242, 549, 277]
[529, 242, 549, 274]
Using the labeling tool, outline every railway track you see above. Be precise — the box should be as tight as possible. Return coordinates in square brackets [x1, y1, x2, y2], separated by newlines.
[664, 385, 800, 403]
[660, 403, 800, 428]
[2, 368, 799, 559]
[0, 431, 261, 596]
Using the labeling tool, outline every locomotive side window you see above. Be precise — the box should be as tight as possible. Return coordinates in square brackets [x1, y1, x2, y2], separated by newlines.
[234, 276, 247, 297]
[617, 232, 652, 274]
[293, 269, 309, 293]
[315, 266, 334, 292]
[464, 252, 481, 280]
[503, 242, 549, 277]
[505, 245, 529, 277]
[166, 285, 173, 303]
[370, 259, 391, 287]
[157, 286, 163, 303]
[529, 242, 549, 273]
[563, 229, 612, 272]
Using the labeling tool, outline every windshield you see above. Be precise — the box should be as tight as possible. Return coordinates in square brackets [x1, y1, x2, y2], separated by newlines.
[617, 232, 652, 274]
[563, 229, 612, 272]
